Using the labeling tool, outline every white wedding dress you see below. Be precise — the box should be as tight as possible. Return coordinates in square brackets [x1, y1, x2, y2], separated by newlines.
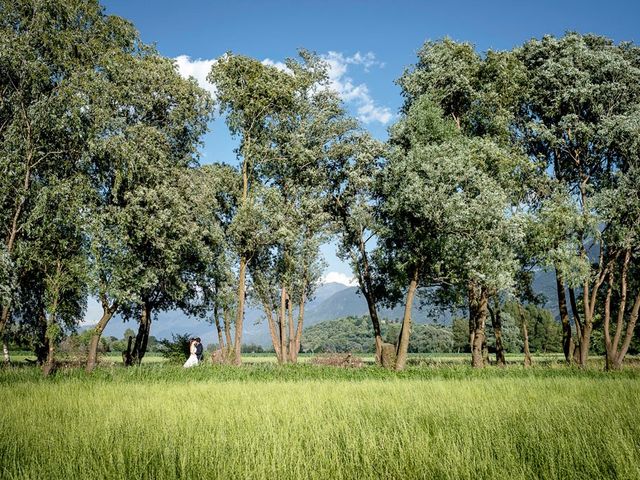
[183, 342, 199, 368]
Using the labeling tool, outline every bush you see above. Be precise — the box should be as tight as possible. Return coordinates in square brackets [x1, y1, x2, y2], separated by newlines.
[158, 333, 192, 364]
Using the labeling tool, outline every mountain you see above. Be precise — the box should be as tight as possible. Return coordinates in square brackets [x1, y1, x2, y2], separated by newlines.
[95, 271, 560, 348]
[98, 282, 353, 347]
[304, 286, 454, 326]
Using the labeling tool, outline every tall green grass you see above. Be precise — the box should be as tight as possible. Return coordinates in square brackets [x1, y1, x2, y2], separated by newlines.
[1, 365, 639, 479]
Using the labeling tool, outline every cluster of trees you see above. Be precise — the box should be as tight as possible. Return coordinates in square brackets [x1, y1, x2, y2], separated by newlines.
[301, 309, 565, 356]
[368, 34, 640, 370]
[2, 0, 638, 373]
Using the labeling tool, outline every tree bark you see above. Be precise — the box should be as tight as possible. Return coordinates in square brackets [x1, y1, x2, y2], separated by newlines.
[34, 309, 48, 365]
[2, 338, 10, 365]
[489, 304, 506, 367]
[555, 270, 573, 364]
[604, 250, 639, 370]
[42, 333, 56, 377]
[233, 256, 247, 365]
[223, 308, 233, 359]
[287, 294, 295, 362]
[278, 286, 288, 364]
[395, 266, 419, 371]
[86, 300, 117, 373]
[263, 301, 281, 361]
[469, 283, 488, 368]
[213, 305, 225, 354]
[0, 308, 10, 365]
[568, 287, 583, 364]
[516, 303, 533, 367]
[292, 294, 306, 363]
[131, 302, 151, 365]
[42, 309, 58, 377]
[355, 244, 383, 365]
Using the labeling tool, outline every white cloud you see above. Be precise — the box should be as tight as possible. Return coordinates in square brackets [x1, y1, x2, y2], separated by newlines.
[174, 51, 393, 125]
[174, 55, 218, 97]
[262, 58, 291, 73]
[321, 51, 393, 125]
[322, 271, 358, 287]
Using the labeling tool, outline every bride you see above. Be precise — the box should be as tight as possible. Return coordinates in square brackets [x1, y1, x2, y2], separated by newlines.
[183, 338, 199, 368]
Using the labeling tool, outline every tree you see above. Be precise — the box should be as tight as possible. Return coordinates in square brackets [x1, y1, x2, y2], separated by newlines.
[19, 178, 88, 375]
[390, 39, 531, 369]
[82, 39, 211, 370]
[596, 120, 640, 369]
[209, 54, 297, 365]
[0, 0, 143, 361]
[515, 33, 640, 366]
[326, 132, 387, 363]
[381, 96, 524, 369]
[212, 51, 362, 365]
[184, 163, 240, 363]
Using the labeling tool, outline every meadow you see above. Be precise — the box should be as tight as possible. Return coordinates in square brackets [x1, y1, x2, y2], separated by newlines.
[1, 358, 639, 480]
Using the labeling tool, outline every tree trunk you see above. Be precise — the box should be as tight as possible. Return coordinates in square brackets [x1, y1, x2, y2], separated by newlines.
[132, 302, 151, 365]
[213, 305, 225, 353]
[395, 266, 419, 371]
[355, 245, 384, 365]
[517, 303, 532, 367]
[604, 250, 640, 370]
[490, 305, 506, 367]
[262, 302, 281, 361]
[522, 321, 532, 367]
[612, 292, 640, 370]
[469, 283, 488, 368]
[278, 286, 288, 364]
[42, 335, 56, 377]
[122, 336, 134, 366]
[233, 256, 247, 365]
[34, 309, 48, 365]
[568, 287, 583, 365]
[287, 294, 295, 362]
[555, 270, 572, 364]
[42, 311, 58, 377]
[223, 308, 233, 359]
[0, 307, 10, 361]
[86, 302, 117, 373]
[2, 338, 10, 365]
[292, 295, 306, 363]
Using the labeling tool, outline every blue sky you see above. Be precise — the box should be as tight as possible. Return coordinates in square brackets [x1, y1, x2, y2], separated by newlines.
[102, 0, 639, 283]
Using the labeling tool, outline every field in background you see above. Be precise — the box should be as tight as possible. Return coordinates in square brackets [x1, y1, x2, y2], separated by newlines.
[2, 362, 640, 480]
[7, 351, 581, 367]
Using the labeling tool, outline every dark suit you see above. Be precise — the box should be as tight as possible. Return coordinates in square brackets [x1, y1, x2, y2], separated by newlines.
[195, 342, 204, 362]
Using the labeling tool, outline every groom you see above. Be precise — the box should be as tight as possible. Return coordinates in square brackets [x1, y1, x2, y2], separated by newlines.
[195, 337, 204, 362]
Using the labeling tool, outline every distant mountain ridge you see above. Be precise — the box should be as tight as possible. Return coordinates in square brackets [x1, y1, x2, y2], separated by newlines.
[95, 271, 561, 347]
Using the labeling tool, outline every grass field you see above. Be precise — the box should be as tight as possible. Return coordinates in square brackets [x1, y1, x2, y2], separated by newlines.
[1, 360, 639, 480]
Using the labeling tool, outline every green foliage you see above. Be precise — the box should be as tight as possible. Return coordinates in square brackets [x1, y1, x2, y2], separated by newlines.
[451, 317, 470, 353]
[158, 333, 192, 364]
[304, 316, 466, 354]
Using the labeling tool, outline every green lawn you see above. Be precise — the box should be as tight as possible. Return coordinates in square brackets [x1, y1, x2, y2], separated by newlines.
[1, 363, 639, 480]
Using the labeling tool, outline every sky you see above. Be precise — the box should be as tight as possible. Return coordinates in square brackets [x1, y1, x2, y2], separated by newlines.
[101, 0, 639, 284]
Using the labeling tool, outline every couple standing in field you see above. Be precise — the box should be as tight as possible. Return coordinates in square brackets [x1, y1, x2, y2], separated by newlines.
[183, 337, 203, 368]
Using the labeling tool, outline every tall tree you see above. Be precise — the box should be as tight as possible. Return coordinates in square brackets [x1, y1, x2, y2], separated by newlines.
[0, 0, 140, 357]
[185, 163, 240, 363]
[597, 110, 640, 369]
[209, 54, 296, 365]
[326, 132, 387, 364]
[20, 177, 88, 375]
[389, 40, 528, 368]
[83, 48, 211, 370]
[515, 33, 640, 366]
